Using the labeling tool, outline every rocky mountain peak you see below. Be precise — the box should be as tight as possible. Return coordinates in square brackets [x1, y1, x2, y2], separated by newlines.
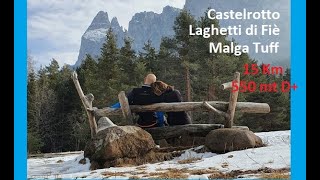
[111, 17, 120, 28]
[163, 5, 180, 13]
[87, 11, 110, 31]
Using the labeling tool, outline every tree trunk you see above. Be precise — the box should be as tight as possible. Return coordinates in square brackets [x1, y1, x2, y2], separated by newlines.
[71, 72, 97, 138]
[225, 72, 240, 128]
[184, 63, 192, 120]
[185, 65, 191, 102]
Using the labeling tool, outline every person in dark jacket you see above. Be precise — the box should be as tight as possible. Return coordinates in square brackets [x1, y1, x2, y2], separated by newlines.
[126, 74, 163, 128]
[151, 81, 192, 125]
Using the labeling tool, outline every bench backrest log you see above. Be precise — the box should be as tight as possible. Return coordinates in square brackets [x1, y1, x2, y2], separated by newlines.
[95, 99, 270, 123]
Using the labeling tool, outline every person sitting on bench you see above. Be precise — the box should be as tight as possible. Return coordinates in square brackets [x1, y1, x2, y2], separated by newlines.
[151, 81, 192, 125]
[116, 74, 164, 128]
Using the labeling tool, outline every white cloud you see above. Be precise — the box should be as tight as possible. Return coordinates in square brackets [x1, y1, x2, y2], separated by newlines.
[28, 0, 185, 67]
[31, 50, 79, 69]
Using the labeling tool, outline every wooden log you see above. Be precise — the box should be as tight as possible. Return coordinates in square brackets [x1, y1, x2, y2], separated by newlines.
[221, 81, 232, 90]
[130, 101, 270, 113]
[94, 101, 270, 117]
[71, 72, 97, 138]
[144, 124, 224, 140]
[225, 72, 240, 128]
[84, 93, 98, 138]
[118, 91, 134, 125]
[94, 107, 121, 117]
[203, 101, 229, 118]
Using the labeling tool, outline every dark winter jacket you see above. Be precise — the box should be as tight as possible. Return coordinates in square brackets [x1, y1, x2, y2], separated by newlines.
[161, 89, 192, 125]
[127, 85, 162, 128]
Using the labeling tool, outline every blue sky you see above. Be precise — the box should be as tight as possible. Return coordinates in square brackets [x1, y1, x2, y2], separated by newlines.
[27, 0, 185, 68]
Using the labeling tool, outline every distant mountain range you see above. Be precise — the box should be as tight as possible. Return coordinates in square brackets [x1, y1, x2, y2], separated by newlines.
[74, 0, 290, 68]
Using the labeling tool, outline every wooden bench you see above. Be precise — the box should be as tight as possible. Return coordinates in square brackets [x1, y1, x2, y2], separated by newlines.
[71, 72, 270, 139]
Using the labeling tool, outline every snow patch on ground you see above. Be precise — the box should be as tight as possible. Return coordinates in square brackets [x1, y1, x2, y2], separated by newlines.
[28, 130, 290, 179]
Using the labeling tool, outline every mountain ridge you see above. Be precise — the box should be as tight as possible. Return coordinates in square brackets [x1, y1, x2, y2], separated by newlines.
[74, 0, 290, 68]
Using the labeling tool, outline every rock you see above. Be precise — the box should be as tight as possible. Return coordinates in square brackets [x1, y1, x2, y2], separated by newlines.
[89, 161, 100, 170]
[205, 129, 263, 153]
[75, 11, 126, 67]
[78, 158, 86, 164]
[74, 6, 180, 67]
[84, 126, 157, 168]
[97, 117, 116, 132]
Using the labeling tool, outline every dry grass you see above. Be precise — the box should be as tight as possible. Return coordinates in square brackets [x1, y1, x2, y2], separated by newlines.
[208, 171, 234, 179]
[145, 168, 221, 178]
[260, 172, 290, 179]
[177, 157, 201, 164]
[165, 167, 189, 173]
[141, 174, 150, 178]
[188, 168, 221, 175]
[208, 167, 290, 179]
[135, 165, 147, 170]
[128, 175, 140, 179]
[135, 170, 147, 174]
[102, 165, 290, 179]
[148, 171, 188, 179]
[101, 171, 132, 177]
[143, 168, 189, 178]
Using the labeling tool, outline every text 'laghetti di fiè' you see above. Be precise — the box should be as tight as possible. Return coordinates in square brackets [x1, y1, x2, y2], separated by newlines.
[188, 8, 281, 56]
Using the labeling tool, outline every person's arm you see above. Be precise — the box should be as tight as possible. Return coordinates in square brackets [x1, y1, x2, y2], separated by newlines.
[174, 90, 183, 102]
[168, 89, 183, 102]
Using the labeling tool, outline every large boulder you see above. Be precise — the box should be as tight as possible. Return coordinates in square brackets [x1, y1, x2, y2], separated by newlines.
[85, 126, 155, 160]
[85, 126, 177, 169]
[205, 129, 263, 153]
[97, 117, 117, 132]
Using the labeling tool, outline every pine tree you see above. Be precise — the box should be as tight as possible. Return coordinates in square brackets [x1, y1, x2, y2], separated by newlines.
[173, 10, 197, 102]
[46, 59, 60, 89]
[37, 64, 59, 152]
[237, 65, 290, 131]
[138, 40, 159, 74]
[119, 37, 136, 86]
[27, 68, 38, 131]
[96, 28, 122, 106]
[78, 54, 99, 96]
[27, 56, 44, 153]
[53, 65, 78, 151]
[132, 61, 148, 86]
[157, 37, 183, 87]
